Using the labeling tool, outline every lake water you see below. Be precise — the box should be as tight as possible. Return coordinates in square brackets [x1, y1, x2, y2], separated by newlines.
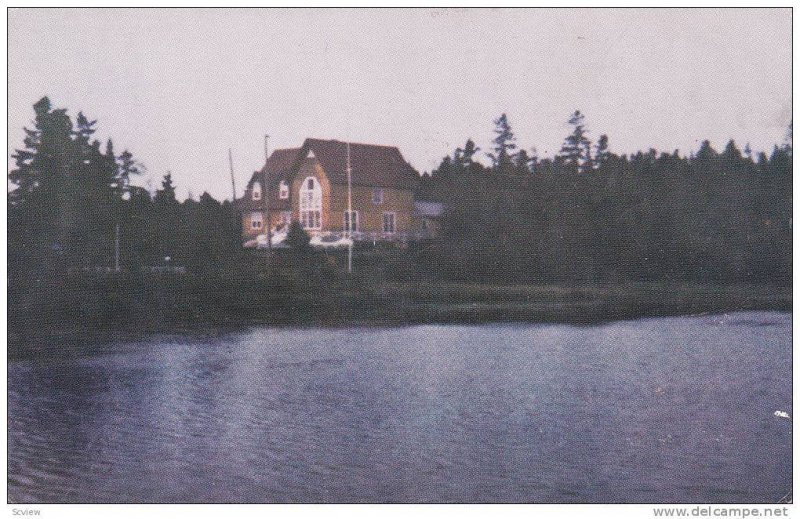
[8, 311, 792, 503]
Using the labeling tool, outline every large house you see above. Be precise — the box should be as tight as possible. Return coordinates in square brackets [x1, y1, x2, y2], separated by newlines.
[237, 138, 440, 245]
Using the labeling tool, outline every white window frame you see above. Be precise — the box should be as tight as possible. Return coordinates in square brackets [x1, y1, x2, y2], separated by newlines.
[372, 188, 384, 205]
[279, 181, 289, 199]
[299, 176, 322, 230]
[252, 182, 262, 201]
[343, 210, 360, 232]
[251, 212, 263, 230]
[382, 212, 396, 234]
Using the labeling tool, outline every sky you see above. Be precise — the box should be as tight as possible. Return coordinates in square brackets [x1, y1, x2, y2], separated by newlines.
[8, 8, 792, 201]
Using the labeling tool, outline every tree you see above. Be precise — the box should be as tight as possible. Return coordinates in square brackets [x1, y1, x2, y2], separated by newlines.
[560, 110, 591, 172]
[692, 140, 719, 174]
[487, 113, 517, 173]
[514, 149, 532, 175]
[431, 155, 455, 179]
[594, 134, 610, 170]
[457, 139, 480, 166]
[9, 97, 75, 274]
[117, 149, 144, 198]
[286, 221, 311, 251]
[152, 173, 182, 262]
[528, 147, 539, 174]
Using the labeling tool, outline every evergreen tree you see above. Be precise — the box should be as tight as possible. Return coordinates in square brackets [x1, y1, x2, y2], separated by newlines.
[487, 113, 517, 173]
[457, 138, 480, 167]
[529, 147, 539, 174]
[514, 149, 532, 175]
[594, 134, 610, 170]
[69, 114, 121, 267]
[432, 155, 455, 179]
[286, 221, 311, 251]
[9, 97, 75, 274]
[560, 110, 591, 172]
[117, 149, 143, 198]
[692, 140, 719, 174]
[152, 173, 182, 263]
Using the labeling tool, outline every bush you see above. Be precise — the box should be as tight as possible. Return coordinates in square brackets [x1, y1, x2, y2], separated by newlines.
[286, 221, 311, 251]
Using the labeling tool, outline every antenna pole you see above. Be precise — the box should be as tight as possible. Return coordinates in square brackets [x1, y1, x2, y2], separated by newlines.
[228, 149, 237, 201]
[264, 135, 272, 251]
[347, 142, 353, 274]
[114, 223, 120, 272]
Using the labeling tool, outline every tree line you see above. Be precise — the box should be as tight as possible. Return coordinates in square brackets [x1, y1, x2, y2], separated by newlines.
[8, 98, 793, 287]
[9, 97, 242, 280]
[417, 112, 792, 284]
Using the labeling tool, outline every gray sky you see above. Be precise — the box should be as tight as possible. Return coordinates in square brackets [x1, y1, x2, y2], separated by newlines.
[9, 8, 792, 201]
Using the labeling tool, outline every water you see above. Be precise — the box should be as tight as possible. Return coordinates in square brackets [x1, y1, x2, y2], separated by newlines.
[8, 311, 792, 503]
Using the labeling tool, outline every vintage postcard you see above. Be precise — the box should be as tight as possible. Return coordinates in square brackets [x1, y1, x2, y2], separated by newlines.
[6, 7, 793, 516]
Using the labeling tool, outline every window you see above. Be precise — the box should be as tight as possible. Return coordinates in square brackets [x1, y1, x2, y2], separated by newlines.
[299, 176, 322, 230]
[343, 210, 359, 232]
[252, 182, 262, 201]
[279, 181, 289, 199]
[372, 188, 384, 205]
[382, 212, 396, 234]
[251, 212, 263, 230]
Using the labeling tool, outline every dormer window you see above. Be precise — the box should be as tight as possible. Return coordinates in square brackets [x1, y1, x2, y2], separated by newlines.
[279, 181, 289, 199]
[252, 182, 262, 201]
[372, 188, 384, 205]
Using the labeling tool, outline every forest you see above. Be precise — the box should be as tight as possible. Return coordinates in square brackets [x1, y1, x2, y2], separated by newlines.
[7, 98, 792, 354]
[420, 111, 792, 284]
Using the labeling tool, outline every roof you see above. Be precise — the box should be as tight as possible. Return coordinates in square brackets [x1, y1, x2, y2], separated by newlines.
[240, 148, 301, 211]
[262, 148, 301, 185]
[245, 147, 301, 190]
[296, 138, 418, 190]
[237, 139, 419, 211]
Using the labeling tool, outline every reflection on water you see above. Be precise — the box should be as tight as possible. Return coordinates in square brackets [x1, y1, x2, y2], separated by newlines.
[8, 312, 792, 503]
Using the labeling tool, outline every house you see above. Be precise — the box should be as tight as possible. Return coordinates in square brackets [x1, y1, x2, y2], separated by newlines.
[237, 138, 435, 245]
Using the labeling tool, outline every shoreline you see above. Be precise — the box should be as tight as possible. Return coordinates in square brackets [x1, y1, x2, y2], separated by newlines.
[8, 280, 791, 361]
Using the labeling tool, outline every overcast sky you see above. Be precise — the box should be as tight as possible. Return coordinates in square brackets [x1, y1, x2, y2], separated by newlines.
[9, 8, 792, 201]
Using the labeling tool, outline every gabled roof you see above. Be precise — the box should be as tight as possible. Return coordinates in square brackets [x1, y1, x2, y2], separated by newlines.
[240, 147, 301, 211]
[295, 138, 419, 190]
[246, 147, 301, 190]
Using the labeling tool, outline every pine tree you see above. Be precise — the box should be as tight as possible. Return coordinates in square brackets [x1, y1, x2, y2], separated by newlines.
[9, 97, 75, 274]
[152, 173, 182, 263]
[560, 110, 591, 172]
[594, 134, 610, 170]
[117, 149, 143, 199]
[514, 149, 532, 175]
[529, 147, 539, 174]
[70, 113, 118, 267]
[456, 139, 480, 168]
[487, 113, 517, 173]
[432, 155, 455, 179]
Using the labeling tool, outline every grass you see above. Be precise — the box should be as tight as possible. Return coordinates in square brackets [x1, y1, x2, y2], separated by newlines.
[377, 281, 792, 324]
[7, 271, 791, 359]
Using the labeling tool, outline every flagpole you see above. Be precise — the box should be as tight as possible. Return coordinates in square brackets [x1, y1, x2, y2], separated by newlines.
[264, 135, 272, 252]
[228, 148, 237, 201]
[346, 142, 353, 274]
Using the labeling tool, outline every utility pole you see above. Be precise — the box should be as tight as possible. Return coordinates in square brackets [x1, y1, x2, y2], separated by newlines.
[228, 148, 237, 201]
[264, 135, 272, 251]
[347, 141, 353, 274]
[114, 223, 120, 272]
